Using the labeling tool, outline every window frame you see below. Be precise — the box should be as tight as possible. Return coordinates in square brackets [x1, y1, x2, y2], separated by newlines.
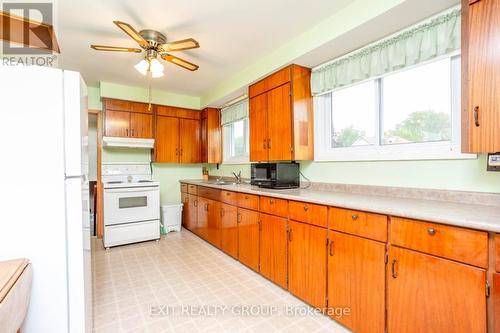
[314, 55, 476, 162]
[222, 117, 250, 164]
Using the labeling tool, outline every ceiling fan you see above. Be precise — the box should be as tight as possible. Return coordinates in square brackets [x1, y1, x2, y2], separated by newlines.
[90, 21, 199, 78]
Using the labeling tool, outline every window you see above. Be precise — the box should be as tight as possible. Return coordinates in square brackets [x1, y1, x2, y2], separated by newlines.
[314, 56, 473, 161]
[223, 118, 249, 163]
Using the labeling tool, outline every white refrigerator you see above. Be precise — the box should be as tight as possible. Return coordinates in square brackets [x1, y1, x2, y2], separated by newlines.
[0, 66, 92, 333]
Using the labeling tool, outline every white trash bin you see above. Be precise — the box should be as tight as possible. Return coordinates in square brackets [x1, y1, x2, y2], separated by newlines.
[161, 203, 183, 234]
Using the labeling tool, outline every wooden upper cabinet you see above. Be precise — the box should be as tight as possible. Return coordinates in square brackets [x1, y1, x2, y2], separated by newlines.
[259, 213, 288, 289]
[129, 112, 153, 138]
[155, 116, 179, 163]
[105, 110, 130, 137]
[267, 83, 293, 161]
[328, 231, 385, 333]
[463, 0, 500, 152]
[249, 93, 269, 162]
[179, 118, 201, 163]
[200, 108, 222, 163]
[248, 64, 313, 162]
[387, 246, 486, 333]
[288, 221, 327, 309]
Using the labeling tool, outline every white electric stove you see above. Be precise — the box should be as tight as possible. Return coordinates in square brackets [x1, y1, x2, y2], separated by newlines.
[102, 163, 160, 248]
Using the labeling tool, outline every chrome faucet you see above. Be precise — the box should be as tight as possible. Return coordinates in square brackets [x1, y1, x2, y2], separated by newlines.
[232, 171, 242, 184]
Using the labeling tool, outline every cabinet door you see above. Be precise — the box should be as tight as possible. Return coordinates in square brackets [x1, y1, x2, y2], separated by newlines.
[130, 113, 153, 138]
[196, 197, 209, 240]
[206, 199, 221, 248]
[155, 116, 179, 163]
[467, 0, 500, 152]
[221, 203, 238, 259]
[179, 118, 201, 163]
[267, 83, 292, 161]
[201, 117, 208, 162]
[181, 192, 189, 229]
[186, 194, 198, 231]
[494, 273, 500, 333]
[105, 110, 130, 137]
[237, 208, 260, 271]
[387, 246, 486, 333]
[249, 93, 269, 162]
[259, 213, 288, 289]
[328, 232, 385, 333]
[288, 221, 327, 309]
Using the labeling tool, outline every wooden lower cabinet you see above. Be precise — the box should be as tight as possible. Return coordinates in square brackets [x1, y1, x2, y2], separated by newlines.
[185, 194, 198, 231]
[288, 220, 327, 309]
[328, 232, 386, 333]
[220, 203, 238, 259]
[387, 246, 487, 333]
[181, 192, 189, 229]
[196, 197, 209, 239]
[494, 273, 500, 333]
[206, 199, 221, 248]
[259, 213, 288, 289]
[237, 208, 260, 271]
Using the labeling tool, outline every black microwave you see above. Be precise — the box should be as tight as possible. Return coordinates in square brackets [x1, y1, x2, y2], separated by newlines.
[251, 162, 300, 189]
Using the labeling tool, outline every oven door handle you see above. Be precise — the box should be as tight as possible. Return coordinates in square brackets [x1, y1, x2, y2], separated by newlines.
[104, 187, 159, 193]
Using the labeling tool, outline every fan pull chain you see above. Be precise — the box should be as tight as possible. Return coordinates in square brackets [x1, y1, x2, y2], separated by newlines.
[147, 70, 152, 112]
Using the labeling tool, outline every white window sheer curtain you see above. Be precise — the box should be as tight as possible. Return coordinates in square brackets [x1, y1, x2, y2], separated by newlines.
[221, 99, 249, 126]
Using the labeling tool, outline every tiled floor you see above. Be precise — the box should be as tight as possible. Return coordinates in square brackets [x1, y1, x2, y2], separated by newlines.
[92, 230, 350, 333]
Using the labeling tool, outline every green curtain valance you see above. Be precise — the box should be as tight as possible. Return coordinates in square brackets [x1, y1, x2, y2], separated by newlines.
[311, 8, 461, 96]
[221, 99, 249, 126]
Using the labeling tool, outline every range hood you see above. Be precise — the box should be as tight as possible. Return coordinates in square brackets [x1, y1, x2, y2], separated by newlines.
[102, 136, 155, 149]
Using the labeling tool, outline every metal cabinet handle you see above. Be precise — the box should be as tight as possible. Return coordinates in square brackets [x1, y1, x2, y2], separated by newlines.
[427, 228, 436, 236]
[220, 208, 224, 217]
[329, 240, 334, 256]
[194, 199, 198, 207]
[303, 205, 309, 211]
[473, 106, 480, 127]
[131, 129, 135, 136]
[267, 138, 271, 149]
[391, 259, 398, 278]
[175, 148, 179, 156]
[126, 129, 129, 136]
[269, 199, 274, 205]
[351, 214, 359, 221]
[205, 203, 209, 211]
[237, 213, 241, 223]
[263, 140, 267, 149]
[288, 227, 292, 242]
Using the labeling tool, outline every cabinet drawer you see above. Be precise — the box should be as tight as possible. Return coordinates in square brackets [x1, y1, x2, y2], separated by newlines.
[260, 196, 288, 218]
[289, 201, 327, 228]
[221, 190, 238, 205]
[187, 184, 197, 195]
[180, 183, 188, 193]
[390, 217, 488, 268]
[197, 186, 221, 201]
[329, 208, 387, 242]
[237, 193, 259, 211]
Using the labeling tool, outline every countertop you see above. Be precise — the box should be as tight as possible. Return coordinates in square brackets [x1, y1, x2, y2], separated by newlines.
[180, 179, 500, 233]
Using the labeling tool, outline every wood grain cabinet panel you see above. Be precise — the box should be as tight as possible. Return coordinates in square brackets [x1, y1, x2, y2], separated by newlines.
[267, 83, 293, 161]
[259, 196, 288, 218]
[181, 192, 189, 229]
[259, 213, 288, 289]
[237, 193, 259, 211]
[220, 203, 238, 259]
[104, 99, 131, 112]
[494, 273, 500, 333]
[188, 184, 197, 195]
[179, 118, 201, 163]
[186, 194, 198, 231]
[464, 0, 500, 152]
[249, 93, 269, 162]
[206, 199, 221, 248]
[237, 208, 260, 271]
[105, 110, 130, 137]
[200, 108, 222, 163]
[329, 208, 387, 242]
[221, 190, 238, 206]
[180, 183, 188, 193]
[288, 221, 327, 309]
[155, 116, 179, 163]
[328, 232, 385, 333]
[387, 246, 486, 333]
[197, 186, 221, 201]
[390, 217, 488, 268]
[496, 234, 500, 272]
[289, 201, 327, 228]
[129, 112, 153, 138]
[196, 197, 209, 240]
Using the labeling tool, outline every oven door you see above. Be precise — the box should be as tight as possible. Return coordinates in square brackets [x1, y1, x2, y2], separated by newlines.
[104, 186, 160, 226]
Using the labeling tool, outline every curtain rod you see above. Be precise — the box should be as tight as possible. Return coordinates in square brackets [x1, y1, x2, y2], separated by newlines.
[222, 94, 248, 109]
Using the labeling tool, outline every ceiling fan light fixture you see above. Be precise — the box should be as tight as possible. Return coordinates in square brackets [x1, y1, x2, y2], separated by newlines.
[134, 59, 150, 75]
[150, 58, 164, 76]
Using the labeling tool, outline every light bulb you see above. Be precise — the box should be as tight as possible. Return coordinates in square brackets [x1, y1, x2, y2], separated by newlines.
[134, 59, 149, 76]
[149, 58, 164, 77]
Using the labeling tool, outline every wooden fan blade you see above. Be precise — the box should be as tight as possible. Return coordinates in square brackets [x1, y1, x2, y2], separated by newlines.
[161, 54, 199, 71]
[0, 11, 60, 53]
[113, 20, 148, 48]
[157, 38, 199, 53]
[90, 45, 142, 53]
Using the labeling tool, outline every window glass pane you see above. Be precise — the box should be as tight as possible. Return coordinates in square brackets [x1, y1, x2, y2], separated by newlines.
[222, 118, 249, 161]
[382, 58, 451, 145]
[233, 119, 245, 156]
[331, 81, 376, 148]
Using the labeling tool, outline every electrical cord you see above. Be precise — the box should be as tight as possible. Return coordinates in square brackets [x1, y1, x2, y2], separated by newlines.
[299, 170, 311, 189]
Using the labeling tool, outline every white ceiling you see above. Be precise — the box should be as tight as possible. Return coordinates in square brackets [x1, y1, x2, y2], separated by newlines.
[58, 0, 355, 96]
